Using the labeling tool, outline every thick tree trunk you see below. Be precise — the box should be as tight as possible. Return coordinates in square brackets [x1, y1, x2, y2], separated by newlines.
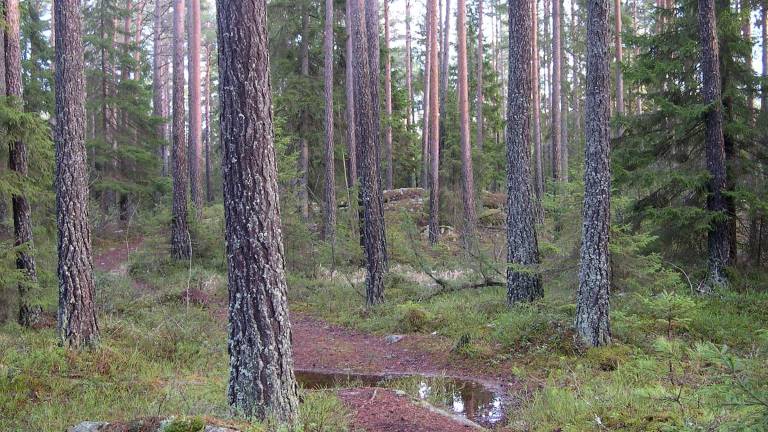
[507, 0, 543, 304]
[551, 0, 562, 181]
[614, 0, 624, 131]
[427, 0, 441, 245]
[216, 0, 300, 423]
[0, 7, 6, 226]
[406, 0, 414, 127]
[204, 43, 213, 203]
[188, 0, 203, 215]
[5, 0, 40, 327]
[699, 0, 729, 289]
[457, 0, 477, 244]
[153, 0, 170, 178]
[350, 0, 388, 306]
[323, 0, 337, 241]
[532, 0, 544, 210]
[298, 11, 310, 220]
[54, 0, 100, 349]
[384, 0, 394, 190]
[576, 0, 611, 347]
[345, 0, 358, 188]
[476, 0, 485, 150]
[171, 0, 191, 260]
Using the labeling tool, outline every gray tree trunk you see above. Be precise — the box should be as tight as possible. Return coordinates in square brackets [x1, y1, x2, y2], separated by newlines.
[507, 0, 543, 304]
[576, 0, 611, 347]
[216, 0, 300, 423]
[5, 0, 40, 327]
[698, 0, 729, 289]
[188, 0, 203, 215]
[323, 0, 337, 241]
[54, 0, 100, 349]
[350, 0, 388, 306]
[171, 0, 191, 260]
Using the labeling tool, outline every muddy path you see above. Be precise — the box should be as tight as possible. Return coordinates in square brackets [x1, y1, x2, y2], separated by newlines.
[94, 239, 523, 431]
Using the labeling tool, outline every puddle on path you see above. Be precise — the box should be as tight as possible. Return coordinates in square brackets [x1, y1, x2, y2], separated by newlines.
[296, 370, 506, 427]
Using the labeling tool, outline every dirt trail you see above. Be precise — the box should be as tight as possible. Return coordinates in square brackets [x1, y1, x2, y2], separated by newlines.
[94, 239, 518, 431]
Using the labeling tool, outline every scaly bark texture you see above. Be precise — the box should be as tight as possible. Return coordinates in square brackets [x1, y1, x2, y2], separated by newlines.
[475, 0, 484, 150]
[204, 42, 213, 203]
[384, 0, 394, 190]
[323, 0, 337, 241]
[507, 0, 543, 304]
[551, 0, 562, 181]
[457, 0, 477, 243]
[54, 0, 100, 349]
[698, 0, 729, 289]
[216, 0, 300, 423]
[532, 0, 544, 210]
[438, 0, 450, 151]
[427, 0, 441, 245]
[350, 0, 388, 306]
[5, 0, 40, 327]
[153, 0, 170, 177]
[171, 0, 191, 260]
[576, 0, 611, 347]
[345, 0, 357, 188]
[188, 0, 203, 215]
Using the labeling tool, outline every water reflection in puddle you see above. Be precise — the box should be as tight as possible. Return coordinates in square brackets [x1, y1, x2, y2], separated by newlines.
[296, 370, 507, 427]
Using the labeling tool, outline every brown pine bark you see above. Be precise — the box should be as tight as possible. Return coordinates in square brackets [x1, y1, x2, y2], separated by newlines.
[216, 0, 300, 422]
[298, 11, 310, 220]
[406, 0, 414, 127]
[439, 0, 451, 120]
[532, 0, 544, 207]
[0, 4, 6, 226]
[204, 42, 213, 203]
[54, 0, 100, 349]
[457, 0, 477, 243]
[153, 0, 170, 177]
[323, 0, 337, 241]
[5, 0, 40, 327]
[345, 0, 358, 188]
[699, 0, 729, 289]
[384, 0, 394, 190]
[171, 0, 191, 260]
[551, 0, 562, 181]
[476, 0, 485, 151]
[188, 0, 203, 215]
[427, 0, 441, 245]
[350, 0, 388, 306]
[576, 0, 611, 347]
[561, 3, 569, 182]
[507, 0, 543, 304]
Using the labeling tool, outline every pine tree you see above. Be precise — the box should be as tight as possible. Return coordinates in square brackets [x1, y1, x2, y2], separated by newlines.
[576, 0, 611, 347]
[457, 0, 478, 242]
[188, 0, 203, 215]
[171, 0, 191, 260]
[345, 0, 357, 188]
[55, 0, 100, 349]
[427, 0, 441, 245]
[551, 0, 562, 181]
[322, 0, 336, 241]
[153, 0, 170, 177]
[476, 0, 485, 150]
[532, 0, 544, 207]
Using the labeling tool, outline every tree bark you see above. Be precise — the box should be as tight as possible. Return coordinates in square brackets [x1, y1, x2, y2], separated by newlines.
[384, 0, 394, 190]
[532, 0, 544, 210]
[698, 0, 729, 289]
[561, 3, 569, 182]
[507, 0, 543, 304]
[576, 0, 611, 347]
[345, 0, 358, 188]
[188, 0, 203, 215]
[422, 3, 432, 190]
[54, 0, 100, 349]
[457, 0, 477, 244]
[5, 0, 40, 327]
[406, 0, 414, 127]
[350, 0, 388, 306]
[153, 0, 170, 178]
[204, 42, 213, 203]
[551, 0, 562, 181]
[614, 0, 624, 130]
[323, 0, 337, 241]
[427, 0, 441, 245]
[216, 0, 300, 423]
[438, 0, 451, 154]
[171, 0, 191, 260]
[476, 0, 485, 151]
[0, 2, 6, 226]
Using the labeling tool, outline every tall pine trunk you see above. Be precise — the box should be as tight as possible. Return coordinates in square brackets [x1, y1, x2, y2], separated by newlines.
[153, 0, 170, 178]
[422, 4, 432, 190]
[532, 0, 544, 211]
[551, 0, 562, 181]
[323, 0, 337, 241]
[188, 0, 203, 215]
[576, 0, 611, 347]
[55, 0, 100, 349]
[560, 4, 569, 182]
[345, 0, 357, 188]
[507, 0, 543, 304]
[457, 0, 477, 244]
[406, 0, 414, 128]
[0, 6, 6, 227]
[350, 0, 388, 306]
[476, 0, 485, 150]
[171, 0, 191, 260]
[427, 0, 441, 245]
[216, 0, 300, 422]
[204, 42, 213, 203]
[5, 0, 40, 327]
[384, 0, 394, 190]
[699, 0, 729, 289]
